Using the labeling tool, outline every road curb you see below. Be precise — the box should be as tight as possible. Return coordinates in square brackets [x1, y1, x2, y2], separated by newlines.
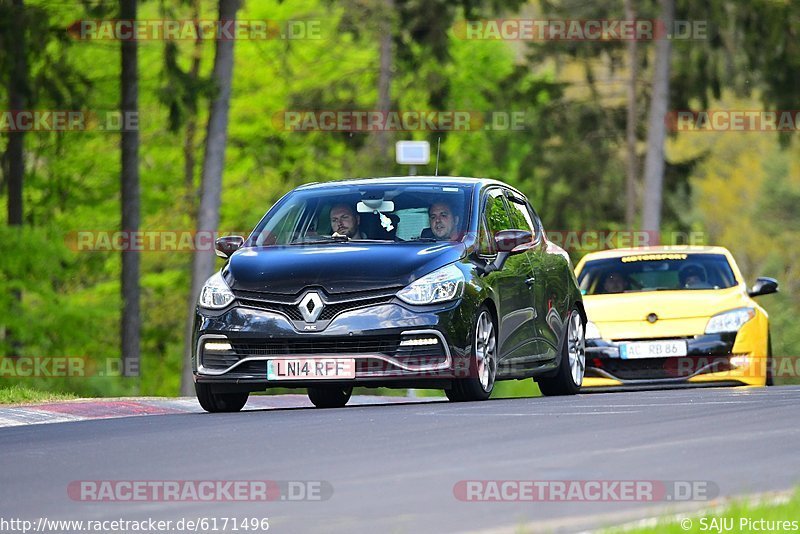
[0, 394, 440, 428]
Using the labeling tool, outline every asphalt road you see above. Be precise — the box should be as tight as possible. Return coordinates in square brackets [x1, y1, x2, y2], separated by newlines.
[2, 386, 799, 533]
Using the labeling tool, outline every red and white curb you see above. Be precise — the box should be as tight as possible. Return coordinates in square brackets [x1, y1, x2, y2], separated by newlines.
[0, 395, 440, 428]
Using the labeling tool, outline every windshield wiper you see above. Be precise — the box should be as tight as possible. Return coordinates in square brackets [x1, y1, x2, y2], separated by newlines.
[624, 287, 678, 293]
[291, 234, 350, 245]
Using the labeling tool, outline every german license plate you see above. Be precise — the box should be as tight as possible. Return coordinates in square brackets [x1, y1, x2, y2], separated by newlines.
[619, 340, 687, 359]
[267, 358, 356, 380]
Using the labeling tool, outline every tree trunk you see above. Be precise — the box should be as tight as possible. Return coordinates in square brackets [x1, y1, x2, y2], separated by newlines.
[120, 0, 141, 379]
[375, 0, 394, 160]
[624, 0, 638, 228]
[183, 0, 203, 206]
[181, 0, 240, 396]
[642, 0, 674, 233]
[4, 0, 28, 357]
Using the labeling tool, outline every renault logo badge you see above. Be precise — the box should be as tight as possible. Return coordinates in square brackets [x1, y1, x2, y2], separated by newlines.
[299, 292, 324, 323]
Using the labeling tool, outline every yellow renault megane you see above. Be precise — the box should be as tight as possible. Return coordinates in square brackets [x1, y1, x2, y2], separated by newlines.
[574, 246, 778, 388]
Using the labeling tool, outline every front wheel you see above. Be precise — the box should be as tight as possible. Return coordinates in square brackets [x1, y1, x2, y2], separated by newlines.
[446, 306, 497, 402]
[537, 308, 585, 396]
[308, 386, 353, 408]
[195, 383, 249, 413]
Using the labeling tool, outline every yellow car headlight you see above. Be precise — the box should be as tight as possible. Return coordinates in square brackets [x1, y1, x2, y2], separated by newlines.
[704, 307, 755, 334]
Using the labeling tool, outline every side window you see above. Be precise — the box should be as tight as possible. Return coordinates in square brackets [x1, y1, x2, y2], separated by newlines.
[526, 202, 543, 242]
[481, 189, 511, 254]
[505, 195, 534, 234]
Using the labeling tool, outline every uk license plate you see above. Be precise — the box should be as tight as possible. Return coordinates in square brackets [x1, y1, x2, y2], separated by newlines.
[267, 358, 356, 380]
[619, 340, 688, 359]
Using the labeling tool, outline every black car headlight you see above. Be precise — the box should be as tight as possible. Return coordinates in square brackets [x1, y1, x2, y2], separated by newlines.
[198, 271, 235, 309]
[396, 264, 465, 305]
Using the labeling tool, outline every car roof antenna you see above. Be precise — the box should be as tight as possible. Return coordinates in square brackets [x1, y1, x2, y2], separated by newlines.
[435, 136, 441, 176]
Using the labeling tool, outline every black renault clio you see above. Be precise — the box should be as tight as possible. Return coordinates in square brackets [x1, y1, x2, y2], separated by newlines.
[193, 177, 586, 411]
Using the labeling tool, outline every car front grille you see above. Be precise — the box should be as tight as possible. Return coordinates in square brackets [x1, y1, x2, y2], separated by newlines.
[587, 355, 736, 380]
[233, 288, 398, 321]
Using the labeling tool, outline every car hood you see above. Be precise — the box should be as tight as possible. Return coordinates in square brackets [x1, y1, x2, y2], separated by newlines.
[583, 285, 750, 323]
[225, 242, 466, 295]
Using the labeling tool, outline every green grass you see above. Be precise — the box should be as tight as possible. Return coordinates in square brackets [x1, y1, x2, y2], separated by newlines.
[607, 488, 800, 533]
[0, 385, 78, 405]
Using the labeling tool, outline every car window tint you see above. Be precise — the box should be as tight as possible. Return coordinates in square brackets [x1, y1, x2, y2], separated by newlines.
[394, 207, 430, 240]
[525, 202, 543, 242]
[250, 184, 472, 245]
[578, 253, 738, 294]
[506, 195, 534, 235]
[484, 189, 511, 234]
[255, 201, 304, 245]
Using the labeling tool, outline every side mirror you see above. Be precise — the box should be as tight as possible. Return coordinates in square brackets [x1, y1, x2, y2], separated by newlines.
[215, 235, 244, 258]
[480, 229, 532, 274]
[495, 229, 533, 253]
[748, 276, 779, 297]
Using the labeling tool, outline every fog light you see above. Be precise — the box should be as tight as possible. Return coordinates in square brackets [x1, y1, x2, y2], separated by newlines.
[399, 337, 439, 347]
[205, 341, 233, 351]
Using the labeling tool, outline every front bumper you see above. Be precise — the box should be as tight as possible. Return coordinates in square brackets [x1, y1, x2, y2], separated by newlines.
[192, 294, 472, 391]
[583, 332, 768, 388]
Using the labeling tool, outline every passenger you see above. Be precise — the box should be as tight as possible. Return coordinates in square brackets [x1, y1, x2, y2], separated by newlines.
[428, 200, 461, 241]
[601, 271, 629, 294]
[329, 203, 366, 239]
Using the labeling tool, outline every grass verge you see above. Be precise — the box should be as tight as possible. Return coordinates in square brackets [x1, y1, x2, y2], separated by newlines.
[608, 488, 800, 533]
[0, 385, 77, 405]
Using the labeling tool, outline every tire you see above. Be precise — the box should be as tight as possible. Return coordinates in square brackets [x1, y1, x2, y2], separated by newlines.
[537, 308, 585, 396]
[446, 306, 497, 402]
[308, 386, 353, 408]
[766, 331, 774, 387]
[195, 383, 249, 413]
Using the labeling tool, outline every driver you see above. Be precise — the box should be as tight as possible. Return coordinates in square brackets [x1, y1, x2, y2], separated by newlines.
[679, 264, 707, 288]
[329, 203, 366, 239]
[428, 200, 461, 240]
[601, 271, 629, 294]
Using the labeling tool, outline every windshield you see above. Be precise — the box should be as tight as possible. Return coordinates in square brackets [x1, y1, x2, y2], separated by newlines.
[249, 183, 472, 246]
[578, 253, 738, 295]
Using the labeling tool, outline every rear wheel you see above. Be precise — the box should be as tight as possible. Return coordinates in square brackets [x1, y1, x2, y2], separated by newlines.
[537, 309, 585, 396]
[446, 306, 497, 402]
[308, 386, 353, 408]
[195, 383, 249, 413]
